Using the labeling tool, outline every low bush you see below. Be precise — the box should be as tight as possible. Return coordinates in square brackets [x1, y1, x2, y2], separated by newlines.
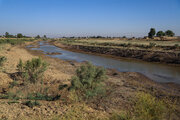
[149, 42, 156, 48]
[0, 92, 20, 100]
[172, 44, 179, 49]
[69, 62, 107, 100]
[133, 92, 166, 120]
[23, 100, 40, 108]
[7, 100, 19, 104]
[17, 58, 48, 83]
[27, 92, 60, 101]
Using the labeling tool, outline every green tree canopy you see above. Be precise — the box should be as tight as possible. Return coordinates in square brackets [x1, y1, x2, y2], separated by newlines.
[43, 35, 47, 38]
[17, 33, 23, 38]
[156, 31, 165, 37]
[165, 30, 175, 37]
[148, 28, 156, 38]
[5, 32, 9, 38]
[36, 35, 41, 39]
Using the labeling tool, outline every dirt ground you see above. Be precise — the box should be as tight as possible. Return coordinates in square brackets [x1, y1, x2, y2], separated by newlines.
[0, 42, 179, 120]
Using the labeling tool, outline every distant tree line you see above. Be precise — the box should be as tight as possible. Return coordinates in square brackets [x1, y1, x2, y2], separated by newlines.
[0, 32, 47, 39]
[3, 32, 31, 38]
[148, 28, 175, 38]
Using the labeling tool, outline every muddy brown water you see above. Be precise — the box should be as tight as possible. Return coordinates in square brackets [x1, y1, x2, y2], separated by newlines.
[27, 41, 180, 84]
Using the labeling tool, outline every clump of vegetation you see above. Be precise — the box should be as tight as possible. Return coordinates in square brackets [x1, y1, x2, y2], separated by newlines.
[17, 58, 48, 83]
[0, 38, 35, 45]
[0, 56, 7, 66]
[108, 92, 176, 120]
[35, 35, 41, 39]
[0, 92, 20, 100]
[173, 44, 179, 49]
[165, 30, 175, 37]
[27, 92, 60, 101]
[7, 100, 19, 105]
[9, 80, 18, 88]
[133, 92, 166, 120]
[69, 62, 107, 100]
[148, 28, 156, 38]
[109, 112, 130, 120]
[149, 42, 156, 48]
[156, 31, 165, 37]
[23, 100, 41, 108]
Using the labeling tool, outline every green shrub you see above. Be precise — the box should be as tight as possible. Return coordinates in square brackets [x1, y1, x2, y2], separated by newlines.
[69, 62, 107, 100]
[173, 44, 179, 49]
[0, 56, 7, 66]
[27, 92, 60, 101]
[23, 100, 40, 108]
[149, 42, 156, 48]
[127, 43, 131, 47]
[7, 100, 19, 104]
[0, 92, 20, 100]
[133, 92, 166, 120]
[17, 58, 48, 83]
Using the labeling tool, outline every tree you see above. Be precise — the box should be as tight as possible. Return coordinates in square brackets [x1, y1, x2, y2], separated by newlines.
[165, 30, 175, 37]
[36, 35, 41, 39]
[156, 31, 165, 37]
[17, 33, 23, 38]
[5, 32, 9, 38]
[148, 28, 156, 38]
[43, 35, 47, 38]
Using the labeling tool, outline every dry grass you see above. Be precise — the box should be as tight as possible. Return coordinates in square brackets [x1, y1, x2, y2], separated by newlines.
[77, 38, 180, 46]
[57, 38, 180, 52]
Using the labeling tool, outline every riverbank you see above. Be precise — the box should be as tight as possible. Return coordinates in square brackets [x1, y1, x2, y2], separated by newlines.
[51, 39, 180, 65]
[0, 41, 179, 119]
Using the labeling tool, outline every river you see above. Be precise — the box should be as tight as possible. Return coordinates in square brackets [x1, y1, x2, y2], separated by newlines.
[28, 41, 180, 84]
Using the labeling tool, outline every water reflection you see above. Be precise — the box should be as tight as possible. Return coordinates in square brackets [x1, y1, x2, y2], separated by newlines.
[28, 42, 180, 84]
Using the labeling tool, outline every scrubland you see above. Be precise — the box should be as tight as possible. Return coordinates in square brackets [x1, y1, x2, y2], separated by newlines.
[0, 38, 179, 120]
